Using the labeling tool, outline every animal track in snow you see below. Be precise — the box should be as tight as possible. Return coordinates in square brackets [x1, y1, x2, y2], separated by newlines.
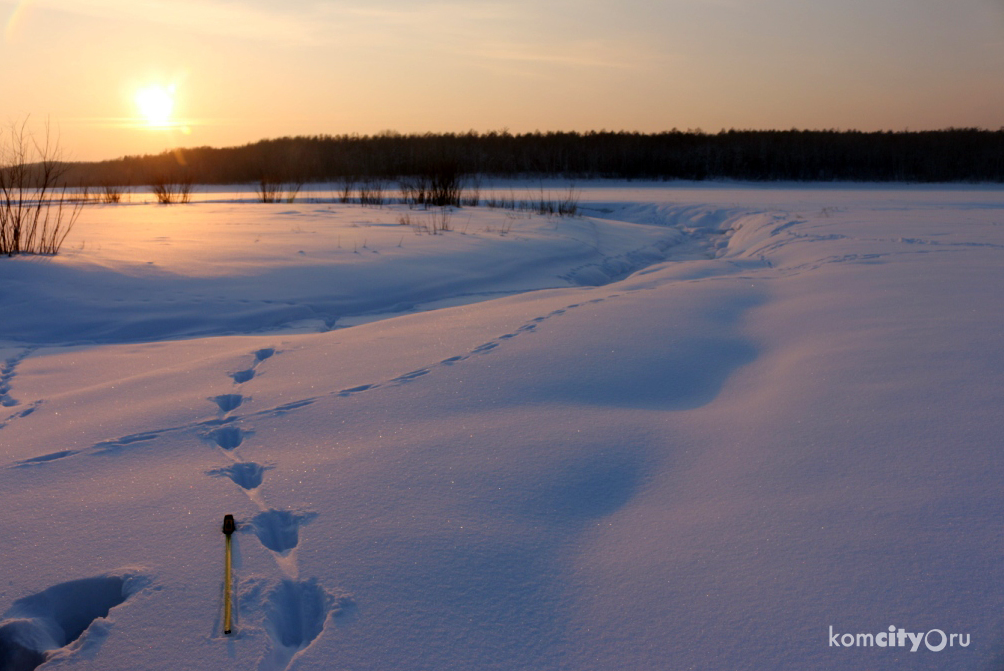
[6, 347, 280, 468]
[259, 579, 347, 671]
[229, 346, 277, 385]
[0, 400, 43, 432]
[391, 369, 429, 383]
[206, 347, 348, 655]
[231, 369, 255, 384]
[207, 426, 248, 450]
[250, 510, 316, 555]
[0, 573, 148, 671]
[94, 430, 163, 453]
[243, 295, 614, 418]
[212, 394, 244, 413]
[11, 423, 190, 467]
[6, 298, 606, 469]
[6, 297, 608, 469]
[208, 462, 268, 490]
[15, 449, 80, 466]
[0, 348, 35, 408]
[338, 384, 374, 396]
[10, 414, 237, 467]
[269, 399, 316, 415]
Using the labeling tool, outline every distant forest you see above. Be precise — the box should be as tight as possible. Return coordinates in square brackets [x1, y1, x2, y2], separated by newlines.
[63, 129, 1004, 186]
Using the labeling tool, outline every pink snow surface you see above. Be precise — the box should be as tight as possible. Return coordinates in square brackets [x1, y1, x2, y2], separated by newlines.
[0, 183, 1001, 670]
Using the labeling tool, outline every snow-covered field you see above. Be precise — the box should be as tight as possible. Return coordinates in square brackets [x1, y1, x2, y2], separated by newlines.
[1, 183, 1002, 670]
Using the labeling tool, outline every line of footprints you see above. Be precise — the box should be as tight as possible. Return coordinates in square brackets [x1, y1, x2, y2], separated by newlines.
[199, 298, 611, 666]
[205, 347, 352, 671]
[0, 295, 624, 669]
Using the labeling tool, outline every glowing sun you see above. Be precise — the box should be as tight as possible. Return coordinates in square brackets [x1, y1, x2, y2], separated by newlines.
[135, 85, 175, 127]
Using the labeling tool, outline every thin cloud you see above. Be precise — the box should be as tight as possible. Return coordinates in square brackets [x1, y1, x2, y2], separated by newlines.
[311, 1, 677, 71]
[470, 39, 677, 70]
[16, 0, 320, 43]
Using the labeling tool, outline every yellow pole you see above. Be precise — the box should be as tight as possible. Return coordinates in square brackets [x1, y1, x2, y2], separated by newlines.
[222, 514, 235, 635]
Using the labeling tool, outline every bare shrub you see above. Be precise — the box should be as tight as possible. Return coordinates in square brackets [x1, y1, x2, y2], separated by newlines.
[0, 119, 82, 256]
[178, 175, 193, 204]
[400, 208, 452, 235]
[359, 180, 384, 207]
[400, 162, 466, 208]
[557, 185, 579, 216]
[256, 174, 304, 203]
[431, 207, 452, 232]
[399, 175, 430, 207]
[151, 175, 194, 204]
[484, 185, 578, 217]
[482, 217, 514, 236]
[461, 176, 481, 207]
[150, 178, 173, 204]
[284, 181, 303, 203]
[485, 187, 517, 210]
[485, 194, 515, 210]
[100, 183, 124, 204]
[256, 175, 282, 203]
[337, 176, 355, 203]
[427, 162, 462, 207]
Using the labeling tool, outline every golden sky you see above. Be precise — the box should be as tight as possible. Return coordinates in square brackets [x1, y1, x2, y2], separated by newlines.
[2, 0, 1003, 161]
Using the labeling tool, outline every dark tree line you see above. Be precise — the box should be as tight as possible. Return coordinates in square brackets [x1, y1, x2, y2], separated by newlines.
[61, 128, 1004, 186]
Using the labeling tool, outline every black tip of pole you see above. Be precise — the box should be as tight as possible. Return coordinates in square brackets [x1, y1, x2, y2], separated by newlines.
[224, 628, 232, 635]
[222, 514, 235, 535]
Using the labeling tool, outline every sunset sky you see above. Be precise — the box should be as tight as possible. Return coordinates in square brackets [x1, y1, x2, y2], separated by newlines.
[2, 0, 1003, 161]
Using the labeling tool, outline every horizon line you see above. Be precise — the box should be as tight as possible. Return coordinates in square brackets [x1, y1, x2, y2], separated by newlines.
[69, 125, 1004, 165]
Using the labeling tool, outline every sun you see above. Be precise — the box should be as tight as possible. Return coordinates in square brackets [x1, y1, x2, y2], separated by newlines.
[135, 85, 175, 127]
